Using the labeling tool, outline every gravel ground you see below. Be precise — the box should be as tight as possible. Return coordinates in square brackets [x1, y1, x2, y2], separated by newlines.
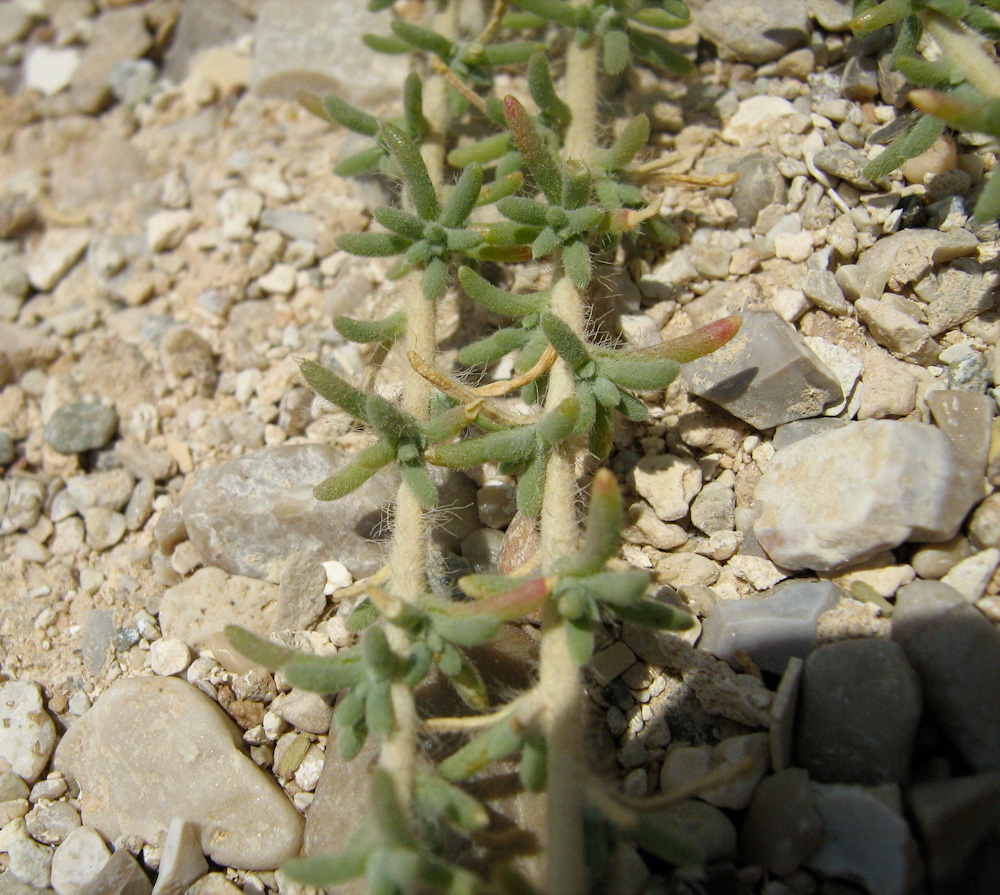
[2, 1, 1000, 894]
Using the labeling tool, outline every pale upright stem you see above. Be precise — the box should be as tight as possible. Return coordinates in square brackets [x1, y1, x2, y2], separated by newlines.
[537, 1, 599, 887]
[379, 0, 458, 808]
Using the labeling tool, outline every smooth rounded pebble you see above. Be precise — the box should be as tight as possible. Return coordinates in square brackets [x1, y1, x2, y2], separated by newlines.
[53, 676, 303, 870]
[755, 420, 979, 571]
[795, 638, 922, 785]
[0, 680, 57, 783]
[892, 580, 1000, 772]
[43, 402, 118, 454]
[740, 767, 823, 875]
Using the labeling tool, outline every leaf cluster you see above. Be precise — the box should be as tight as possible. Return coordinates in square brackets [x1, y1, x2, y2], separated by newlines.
[283, 768, 483, 895]
[300, 359, 475, 509]
[513, 0, 694, 75]
[852, 0, 1000, 219]
[300, 72, 429, 177]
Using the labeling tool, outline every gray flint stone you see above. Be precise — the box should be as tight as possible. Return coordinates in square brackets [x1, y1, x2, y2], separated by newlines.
[682, 310, 842, 430]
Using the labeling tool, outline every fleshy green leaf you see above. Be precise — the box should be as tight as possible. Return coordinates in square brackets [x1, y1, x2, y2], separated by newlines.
[337, 721, 367, 760]
[458, 266, 548, 317]
[426, 424, 536, 468]
[448, 133, 514, 168]
[373, 206, 425, 240]
[362, 625, 398, 680]
[503, 95, 563, 204]
[605, 113, 651, 170]
[459, 326, 532, 366]
[423, 256, 449, 302]
[603, 28, 631, 75]
[864, 112, 946, 180]
[482, 40, 545, 65]
[580, 569, 650, 606]
[442, 649, 489, 711]
[337, 231, 411, 257]
[975, 167, 1000, 221]
[421, 405, 478, 443]
[415, 768, 490, 832]
[402, 70, 427, 136]
[513, 0, 578, 27]
[541, 312, 591, 372]
[564, 616, 595, 664]
[445, 229, 484, 253]
[438, 718, 527, 782]
[555, 468, 622, 575]
[628, 27, 696, 76]
[334, 689, 367, 729]
[533, 397, 580, 448]
[365, 393, 418, 442]
[284, 652, 365, 692]
[632, 810, 704, 865]
[391, 19, 456, 57]
[596, 355, 681, 391]
[299, 359, 370, 421]
[362, 33, 413, 54]
[528, 52, 570, 126]
[850, 0, 912, 31]
[440, 163, 484, 229]
[335, 146, 386, 177]
[452, 576, 552, 621]
[380, 121, 440, 221]
[519, 730, 547, 792]
[346, 598, 380, 632]
[612, 598, 694, 630]
[225, 625, 299, 669]
[315, 93, 380, 136]
[335, 311, 407, 344]
[429, 611, 501, 647]
[498, 195, 551, 227]
[477, 170, 524, 205]
[629, 315, 742, 363]
[632, 4, 690, 29]
[562, 238, 593, 287]
[313, 440, 396, 501]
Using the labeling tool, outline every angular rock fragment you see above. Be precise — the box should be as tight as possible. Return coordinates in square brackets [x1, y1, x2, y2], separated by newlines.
[54, 677, 303, 870]
[175, 443, 476, 582]
[741, 768, 823, 875]
[698, 580, 843, 673]
[754, 421, 979, 571]
[806, 783, 923, 895]
[682, 310, 842, 430]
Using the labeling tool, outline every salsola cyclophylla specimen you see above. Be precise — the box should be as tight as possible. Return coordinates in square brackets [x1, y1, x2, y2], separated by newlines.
[228, 1, 740, 892]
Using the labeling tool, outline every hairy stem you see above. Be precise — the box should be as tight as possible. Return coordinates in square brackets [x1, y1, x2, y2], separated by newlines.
[379, 0, 457, 810]
[538, 1, 598, 887]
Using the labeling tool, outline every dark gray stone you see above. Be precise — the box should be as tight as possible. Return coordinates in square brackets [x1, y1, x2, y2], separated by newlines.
[802, 269, 851, 316]
[740, 768, 823, 875]
[908, 773, 1000, 894]
[840, 56, 880, 102]
[699, 580, 843, 674]
[813, 142, 877, 189]
[43, 403, 119, 454]
[892, 580, 1000, 772]
[927, 389, 993, 481]
[682, 310, 842, 430]
[772, 416, 846, 450]
[275, 550, 327, 631]
[795, 639, 922, 785]
[806, 783, 923, 895]
[0, 430, 13, 465]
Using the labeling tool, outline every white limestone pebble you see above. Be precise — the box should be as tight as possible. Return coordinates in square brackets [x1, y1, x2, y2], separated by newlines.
[150, 818, 208, 895]
[629, 455, 702, 522]
[147, 210, 194, 253]
[24, 46, 80, 96]
[53, 676, 303, 870]
[148, 639, 192, 677]
[939, 548, 1000, 602]
[3, 817, 54, 887]
[0, 680, 57, 783]
[754, 420, 979, 571]
[51, 826, 111, 895]
[26, 227, 91, 292]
